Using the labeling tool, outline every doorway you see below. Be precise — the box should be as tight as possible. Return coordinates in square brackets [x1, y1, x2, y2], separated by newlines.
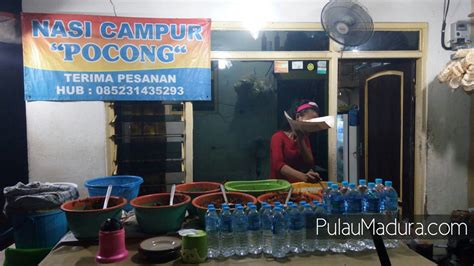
[338, 59, 416, 220]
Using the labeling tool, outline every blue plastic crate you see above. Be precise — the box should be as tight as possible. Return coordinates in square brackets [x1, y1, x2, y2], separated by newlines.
[11, 209, 67, 249]
[84, 175, 143, 211]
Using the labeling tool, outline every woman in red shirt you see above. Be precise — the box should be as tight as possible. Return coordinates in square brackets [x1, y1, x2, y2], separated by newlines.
[270, 100, 321, 183]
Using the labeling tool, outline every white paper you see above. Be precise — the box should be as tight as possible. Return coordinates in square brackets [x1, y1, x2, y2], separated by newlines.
[292, 61, 303, 70]
[285, 111, 334, 133]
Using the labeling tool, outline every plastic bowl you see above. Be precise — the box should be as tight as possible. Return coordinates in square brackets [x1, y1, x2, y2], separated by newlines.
[224, 179, 291, 197]
[257, 191, 321, 206]
[84, 175, 143, 211]
[131, 193, 190, 234]
[192, 192, 257, 223]
[176, 182, 221, 198]
[176, 182, 221, 216]
[61, 196, 126, 239]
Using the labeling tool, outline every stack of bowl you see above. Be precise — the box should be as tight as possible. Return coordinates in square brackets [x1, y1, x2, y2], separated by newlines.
[176, 182, 220, 215]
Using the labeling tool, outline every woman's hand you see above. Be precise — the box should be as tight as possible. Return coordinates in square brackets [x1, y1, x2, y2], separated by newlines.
[304, 170, 321, 183]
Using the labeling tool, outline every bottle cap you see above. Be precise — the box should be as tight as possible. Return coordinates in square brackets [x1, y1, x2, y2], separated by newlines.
[222, 205, 230, 210]
[331, 184, 339, 189]
[235, 204, 242, 208]
[249, 205, 257, 209]
[368, 182, 375, 188]
[359, 179, 366, 185]
[263, 204, 271, 209]
[287, 201, 294, 205]
[222, 203, 228, 207]
[208, 206, 216, 211]
[342, 181, 348, 186]
[247, 202, 254, 206]
[349, 183, 356, 189]
[304, 203, 312, 208]
[299, 201, 307, 205]
[291, 203, 298, 208]
[274, 201, 282, 206]
[207, 204, 215, 209]
[274, 206, 282, 211]
[312, 200, 319, 205]
[375, 178, 383, 184]
[327, 181, 333, 186]
[236, 205, 244, 210]
[385, 181, 392, 187]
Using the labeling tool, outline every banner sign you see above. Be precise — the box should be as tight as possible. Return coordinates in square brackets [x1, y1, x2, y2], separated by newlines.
[21, 13, 211, 101]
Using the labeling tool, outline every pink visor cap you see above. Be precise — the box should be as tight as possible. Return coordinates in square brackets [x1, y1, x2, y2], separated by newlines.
[296, 102, 320, 113]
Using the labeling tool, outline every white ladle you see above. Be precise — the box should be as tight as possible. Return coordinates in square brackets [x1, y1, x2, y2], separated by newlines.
[103, 185, 113, 209]
[220, 184, 228, 205]
[284, 187, 293, 206]
[170, 184, 176, 206]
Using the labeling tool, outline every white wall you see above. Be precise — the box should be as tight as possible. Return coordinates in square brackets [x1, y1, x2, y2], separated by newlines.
[23, 0, 472, 213]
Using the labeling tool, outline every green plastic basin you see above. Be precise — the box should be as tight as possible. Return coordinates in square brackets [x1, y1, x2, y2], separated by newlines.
[224, 179, 291, 196]
[61, 196, 126, 240]
[130, 193, 190, 234]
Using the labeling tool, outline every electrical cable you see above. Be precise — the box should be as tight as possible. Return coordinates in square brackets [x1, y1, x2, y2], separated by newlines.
[441, 0, 452, 50]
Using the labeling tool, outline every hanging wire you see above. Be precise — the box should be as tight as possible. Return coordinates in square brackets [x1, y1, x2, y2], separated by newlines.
[441, 0, 452, 50]
[109, 0, 118, 17]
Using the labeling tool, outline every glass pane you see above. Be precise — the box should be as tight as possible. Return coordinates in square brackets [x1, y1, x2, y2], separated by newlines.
[194, 60, 329, 182]
[343, 31, 419, 51]
[212, 30, 330, 51]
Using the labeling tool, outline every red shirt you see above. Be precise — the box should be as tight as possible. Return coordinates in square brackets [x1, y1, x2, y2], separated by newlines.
[270, 131, 314, 183]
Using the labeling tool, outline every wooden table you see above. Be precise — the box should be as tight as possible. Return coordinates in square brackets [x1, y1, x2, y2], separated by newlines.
[40, 239, 435, 266]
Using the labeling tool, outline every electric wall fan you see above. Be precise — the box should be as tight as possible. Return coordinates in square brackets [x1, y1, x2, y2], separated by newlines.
[321, 0, 374, 47]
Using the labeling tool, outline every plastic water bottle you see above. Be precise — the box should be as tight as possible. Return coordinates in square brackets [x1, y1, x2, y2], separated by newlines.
[363, 182, 381, 213]
[205, 205, 221, 258]
[344, 183, 364, 251]
[232, 204, 249, 256]
[329, 184, 344, 214]
[260, 204, 273, 255]
[313, 202, 329, 252]
[220, 205, 234, 257]
[298, 201, 307, 212]
[322, 181, 333, 210]
[345, 183, 363, 214]
[276, 201, 290, 249]
[375, 178, 385, 211]
[302, 203, 316, 252]
[271, 207, 288, 258]
[340, 180, 349, 195]
[383, 181, 398, 215]
[247, 205, 262, 255]
[328, 184, 346, 253]
[375, 178, 384, 191]
[288, 203, 304, 253]
[362, 182, 379, 250]
[383, 181, 399, 248]
[358, 179, 368, 194]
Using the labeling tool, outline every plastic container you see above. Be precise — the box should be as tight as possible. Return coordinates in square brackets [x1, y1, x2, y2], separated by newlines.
[131, 193, 190, 234]
[257, 192, 320, 206]
[176, 182, 221, 216]
[224, 179, 291, 197]
[11, 209, 68, 249]
[4, 247, 52, 266]
[84, 175, 143, 211]
[61, 196, 127, 239]
[192, 192, 257, 224]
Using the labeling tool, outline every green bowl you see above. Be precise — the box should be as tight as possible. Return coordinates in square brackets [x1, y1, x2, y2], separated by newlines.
[131, 193, 190, 234]
[224, 179, 291, 197]
[61, 196, 126, 240]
